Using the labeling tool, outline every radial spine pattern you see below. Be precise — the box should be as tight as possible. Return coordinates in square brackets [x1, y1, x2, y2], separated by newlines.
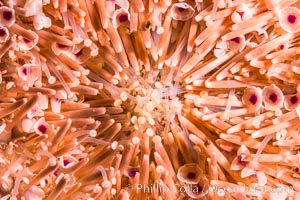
[0, 0, 300, 199]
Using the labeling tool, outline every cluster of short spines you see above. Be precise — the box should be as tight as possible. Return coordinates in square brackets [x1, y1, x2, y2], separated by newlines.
[1, 0, 300, 199]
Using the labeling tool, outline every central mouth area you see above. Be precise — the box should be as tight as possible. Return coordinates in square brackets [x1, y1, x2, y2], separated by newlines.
[114, 68, 184, 135]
